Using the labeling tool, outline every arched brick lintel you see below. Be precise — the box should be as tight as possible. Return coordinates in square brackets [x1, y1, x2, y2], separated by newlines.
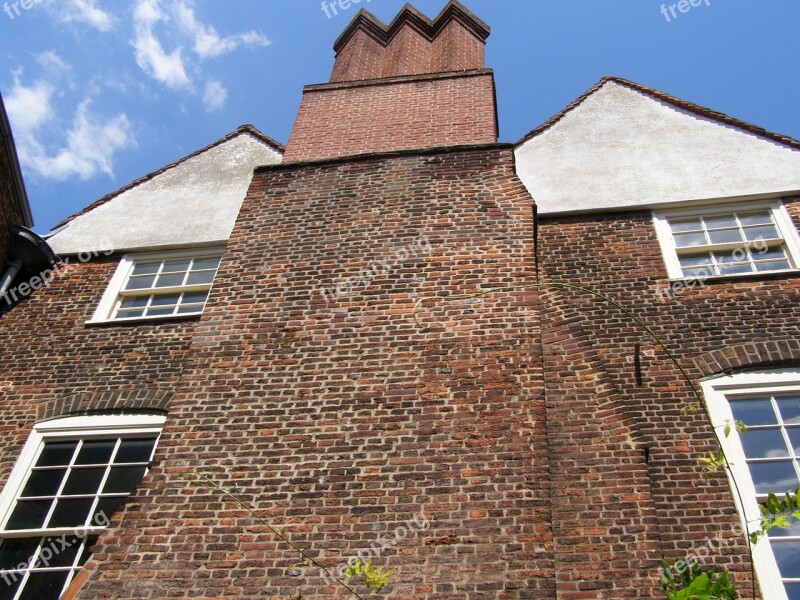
[694, 339, 800, 378]
[36, 389, 172, 421]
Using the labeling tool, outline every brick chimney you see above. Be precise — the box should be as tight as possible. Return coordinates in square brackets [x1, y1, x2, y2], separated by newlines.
[283, 1, 497, 163]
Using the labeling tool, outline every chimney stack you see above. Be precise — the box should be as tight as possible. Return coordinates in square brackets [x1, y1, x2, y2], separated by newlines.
[283, 1, 497, 163]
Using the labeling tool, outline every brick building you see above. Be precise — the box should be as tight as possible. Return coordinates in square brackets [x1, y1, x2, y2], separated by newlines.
[1, 1, 800, 598]
[0, 93, 35, 274]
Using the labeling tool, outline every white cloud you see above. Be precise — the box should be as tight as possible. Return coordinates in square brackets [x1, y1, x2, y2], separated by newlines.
[174, 0, 270, 59]
[35, 51, 71, 73]
[5, 73, 54, 133]
[202, 79, 227, 112]
[132, 0, 191, 90]
[47, 100, 134, 180]
[59, 0, 115, 31]
[6, 74, 135, 181]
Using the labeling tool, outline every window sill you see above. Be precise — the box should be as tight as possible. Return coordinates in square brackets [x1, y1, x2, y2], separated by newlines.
[85, 313, 203, 327]
[668, 268, 800, 285]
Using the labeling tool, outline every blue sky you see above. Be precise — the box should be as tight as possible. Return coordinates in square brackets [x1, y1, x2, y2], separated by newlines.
[1, 0, 799, 233]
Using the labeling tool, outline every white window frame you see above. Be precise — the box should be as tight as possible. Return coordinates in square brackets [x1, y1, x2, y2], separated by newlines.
[702, 369, 800, 600]
[0, 414, 166, 599]
[653, 200, 800, 281]
[89, 247, 224, 324]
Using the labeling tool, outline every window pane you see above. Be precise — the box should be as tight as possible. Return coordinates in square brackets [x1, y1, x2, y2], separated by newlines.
[0, 575, 21, 600]
[788, 429, 800, 456]
[119, 297, 148, 309]
[75, 440, 116, 465]
[772, 541, 800, 579]
[124, 275, 156, 291]
[185, 271, 215, 286]
[93, 497, 127, 525]
[150, 294, 181, 307]
[103, 466, 147, 494]
[35, 443, 77, 468]
[768, 514, 800, 538]
[707, 229, 743, 244]
[34, 535, 82, 568]
[182, 291, 209, 305]
[682, 268, 715, 279]
[176, 305, 204, 315]
[17, 570, 69, 600]
[748, 461, 799, 494]
[130, 262, 160, 276]
[739, 429, 789, 459]
[61, 467, 106, 496]
[78, 535, 99, 566]
[784, 583, 800, 600]
[743, 225, 779, 241]
[755, 260, 791, 272]
[161, 259, 191, 273]
[778, 397, 800, 424]
[704, 215, 738, 229]
[144, 306, 177, 317]
[191, 257, 221, 271]
[670, 219, 702, 233]
[0, 537, 39, 570]
[715, 250, 748, 265]
[718, 262, 753, 276]
[7, 500, 52, 530]
[47, 498, 94, 528]
[115, 308, 146, 319]
[730, 398, 777, 425]
[679, 255, 713, 268]
[739, 212, 773, 226]
[115, 438, 156, 464]
[755, 247, 787, 261]
[154, 273, 185, 288]
[21, 470, 65, 498]
[673, 232, 707, 247]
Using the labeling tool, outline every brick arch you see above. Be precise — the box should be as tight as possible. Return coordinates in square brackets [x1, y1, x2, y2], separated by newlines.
[36, 389, 172, 421]
[693, 339, 800, 378]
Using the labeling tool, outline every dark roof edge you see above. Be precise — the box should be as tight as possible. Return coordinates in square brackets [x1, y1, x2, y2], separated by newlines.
[334, 0, 490, 54]
[0, 93, 33, 227]
[50, 125, 285, 232]
[255, 142, 514, 173]
[515, 75, 800, 152]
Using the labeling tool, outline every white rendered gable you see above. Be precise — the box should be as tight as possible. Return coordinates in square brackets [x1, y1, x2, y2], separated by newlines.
[47, 132, 282, 255]
[515, 81, 800, 214]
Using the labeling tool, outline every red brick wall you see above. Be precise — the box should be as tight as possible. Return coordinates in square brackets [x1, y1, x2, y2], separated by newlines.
[283, 71, 497, 163]
[381, 25, 431, 78]
[0, 255, 198, 489]
[0, 144, 24, 269]
[74, 146, 556, 599]
[330, 28, 386, 84]
[330, 5, 487, 83]
[537, 197, 800, 598]
[431, 19, 485, 75]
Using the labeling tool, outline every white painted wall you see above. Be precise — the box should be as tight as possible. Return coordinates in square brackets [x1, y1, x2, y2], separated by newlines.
[47, 133, 282, 255]
[515, 81, 800, 214]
